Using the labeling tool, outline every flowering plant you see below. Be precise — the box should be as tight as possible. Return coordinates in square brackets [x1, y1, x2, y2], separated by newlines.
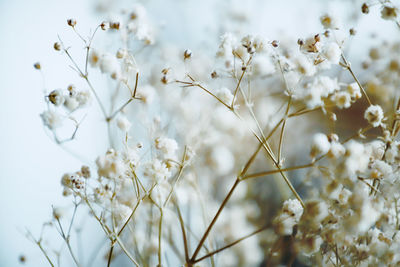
[30, 1, 400, 266]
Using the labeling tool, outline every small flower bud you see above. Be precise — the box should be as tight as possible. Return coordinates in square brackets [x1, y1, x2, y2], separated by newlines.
[211, 70, 218, 79]
[67, 84, 76, 96]
[81, 165, 91, 178]
[48, 90, 65, 106]
[19, 255, 26, 263]
[381, 6, 398, 21]
[297, 39, 304, 46]
[100, 21, 109, 30]
[116, 48, 127, 59]
[67, 18, 77, 27]
[161, 75, 168, 84]
[349, 28, 356, 36]
[33, 62, 41, 70]
[183, 49, 192, 60]
[361, 3, 369, 14]
[271, 40, 279, 47]
[52, 207, 63, 220]
[110, 21, 120, 30]
[53, 42, 61, 51]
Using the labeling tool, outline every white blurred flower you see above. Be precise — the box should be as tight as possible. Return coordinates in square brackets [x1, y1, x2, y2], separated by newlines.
[40, 110, 63, 130]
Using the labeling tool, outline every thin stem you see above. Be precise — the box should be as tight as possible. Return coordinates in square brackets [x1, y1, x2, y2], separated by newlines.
[54, 217, 81, 267]
[158, 208, 164, 267]
[242, 163, 315, 180]
[106, 245, 114, 267]
[114, 236, 140, 267]
[133, 72, 139, 98]
[231, 56, 252, 108]
[175, 80, 232, 110]
[107, 98, 133, 122]
[27, 231, 55, 267]
[190, 178, 241, 262]
[341, 54, 372, 106]
[176, 204, 189, 262]
[59, 37, 108, 119]
[278, 96, 292, 165]
[193, 225, 269, 263]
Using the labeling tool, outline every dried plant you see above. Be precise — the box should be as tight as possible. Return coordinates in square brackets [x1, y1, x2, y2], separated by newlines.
[29, 1, 400, 266]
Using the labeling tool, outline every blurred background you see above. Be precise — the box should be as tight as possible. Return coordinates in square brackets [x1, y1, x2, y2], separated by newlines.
[0, 0, 397, 266]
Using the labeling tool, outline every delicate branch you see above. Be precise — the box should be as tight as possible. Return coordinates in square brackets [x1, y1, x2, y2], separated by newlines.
[341, 54, 372, 106]
[241, 162, 315, 180]
[193, 224, 269, 263]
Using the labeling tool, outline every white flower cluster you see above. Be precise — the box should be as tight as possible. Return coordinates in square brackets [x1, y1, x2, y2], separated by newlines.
[36, 1, 400, 266]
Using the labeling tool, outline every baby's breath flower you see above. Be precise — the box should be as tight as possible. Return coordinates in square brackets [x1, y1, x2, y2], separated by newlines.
[67, 18, 77, 27]
[332, 91, 351, 109]
[63, 95, 80, 111]
[364, 105, 384, 127]
[183, 49, 192, 60]
[347, 82, 362, 99]
[53, 42, 61, 51]
[215, 87, 233, 105]
[320, 14, 340, 29]
[47, 90, 65, 106]
[144, 159, 171, 181]
[323, 42, 341, 65]
[96, 149, 126, 178]
[155, 137, 178, 158]
[99, 53, 120, 76]
[381, 6, 398, 21]
[310, 133, 331, 158]
[40, 110, 63, 130]
[52, 207, 64, 220]
[116, 115, 131, 132]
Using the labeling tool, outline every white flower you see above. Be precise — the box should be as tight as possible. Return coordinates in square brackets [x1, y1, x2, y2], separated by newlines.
[332, 91, 351, 109]
[302, 76, 339, 108]
[40, 110, 63, 130]
[137, 85, 156, 104]
[344, 141, 369, 177]
[217, 33, 237, 58]
[99, 53, 120, 76]
[323, 42, 341, 65]
[112, 202, 132, 225]
[155, 137, 178, 158]
[52, 206, 64, 220]
[89, 49, 100, 67]
[47, 90, 65, 106]
[364, 105, 384, 127]
[282, 199, 304, 221]
[347, 82, 362, 99]
[381, 6, 398, 21]
[371, 160, 392, 177]
[320, 14, 340, 29]
[144, 159, 171, 181]
[75, 90, 91, 107]
[310, 133, 331, 158]
[328, 141, 345, 159]
[117, 115, 131, 132]
[215, 87, 233, 105]
[63, 95, 80, 111]
[96, 150, 126, 178]
[252, 56, 275, 76]
[294, 54, 316, 76]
